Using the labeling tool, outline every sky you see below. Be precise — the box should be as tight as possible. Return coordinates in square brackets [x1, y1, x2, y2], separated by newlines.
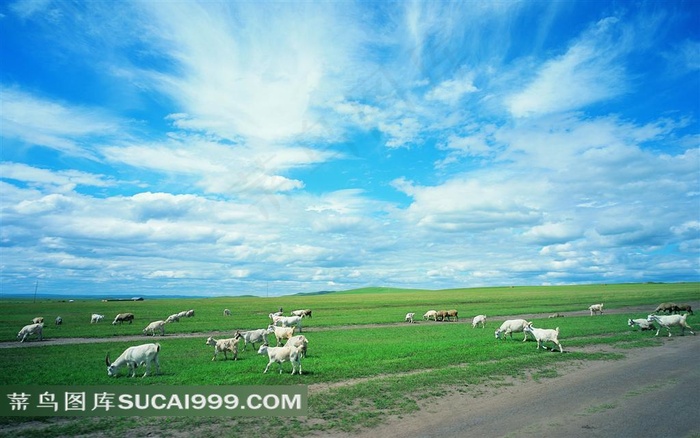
[1, 1, 699, 297]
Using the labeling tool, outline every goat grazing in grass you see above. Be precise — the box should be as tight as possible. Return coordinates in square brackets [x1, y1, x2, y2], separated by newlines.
[495, 319, 532, 341]
[472, 315, 486, 328]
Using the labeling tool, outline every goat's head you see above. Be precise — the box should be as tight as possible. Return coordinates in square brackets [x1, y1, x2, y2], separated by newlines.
[106, 354, 118, 377]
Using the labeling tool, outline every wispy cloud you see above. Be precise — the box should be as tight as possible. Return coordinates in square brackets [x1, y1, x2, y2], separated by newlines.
[1, 87, 122, 160]
[507, 17, 630, 117]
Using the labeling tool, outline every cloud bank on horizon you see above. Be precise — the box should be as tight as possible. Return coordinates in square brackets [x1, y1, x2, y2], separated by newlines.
[1, 1, 698, 297]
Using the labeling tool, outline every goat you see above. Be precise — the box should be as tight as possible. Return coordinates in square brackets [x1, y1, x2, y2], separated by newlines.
[647, 314, 695, 337]
[112, 313, 134, 325]
[405, 312, 415, 323]
[257, 343, 302, 375]
[588, 304, 604, 316]
[185, 309, 195, 318]
[472, 315, 486, 328]
[223, 308, 231, 316]
[55, 316, 63, 326]
[291, 309, 312, 318]
[143, 320, 166, 336]
[548, 313, 565, 318]
[435, 310, 447, 321]
[17, 323, 43, 342]
[205, 333, 241, 361]
[523, 323, 563, 352]
[90, 314, 105, 323]
[165, 314, 180, 323]
[423, 310, 437, 321]
[628, 318, 655, 331]
[445, 309, 459, 321]
[106, 343, 160, 378]
[285, 335, 309, 358]
[272, 315, 303, 332]
[177, 311, 188, 319]
[239, 328, 269, 351]
[654, 303, 678, 314]
[31, 317, 44, 324]
[676, 304, 693, 315]
[267, 324, 296, 346]
[495, 319, 532, 341]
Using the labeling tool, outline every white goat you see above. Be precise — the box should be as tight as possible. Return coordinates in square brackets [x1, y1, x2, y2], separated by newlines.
[627, 318, 655, 331]
[267, 325, 296, 346]
[472, 315, 487, 328]
[106, 343, 161, 378]
[31, 317, 44, 324]
[143, 320, 166, 336]
[223, 308, 231, 316]
[176, 311, 188, 319]
[589, 303, 604, 316]
[647, 314, 695, 337]
[205, 334, 240, 361]
[185, 309, 195, 317]
[291, 309, 313, 318]
[239, 328, 269, 351]
[423, 310, 437, 321]
[405, 312, 416, 323]
[495, 319, 532, 341]
[523, 323, 563, 353]
[17, 323, 43, 342]
[257, 344, 303, 375]
[55, 316, 63, 325]
[165, 314, 180, 323]
[285, 335, 309, 358]
[273, 315, 303, 332]
[90, 314, 105, 323]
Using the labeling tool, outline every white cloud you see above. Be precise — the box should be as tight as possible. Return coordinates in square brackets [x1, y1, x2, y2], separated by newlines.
[0, 162, 114, 191]
[524, 222, 582, 245]
[426, 74, 478, 104]
[1, 87, 122, 159]
[134, 2, 363, 144]
[507, 17, 628, 118]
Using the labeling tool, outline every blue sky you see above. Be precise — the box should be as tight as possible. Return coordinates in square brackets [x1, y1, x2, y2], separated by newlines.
[1, 1, 699, 297]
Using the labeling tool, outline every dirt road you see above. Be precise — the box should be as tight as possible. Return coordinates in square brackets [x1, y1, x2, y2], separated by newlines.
[326, 334, 700, 438]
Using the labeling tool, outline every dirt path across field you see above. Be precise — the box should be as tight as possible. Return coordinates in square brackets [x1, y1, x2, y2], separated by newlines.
[320, 334, 700, 438]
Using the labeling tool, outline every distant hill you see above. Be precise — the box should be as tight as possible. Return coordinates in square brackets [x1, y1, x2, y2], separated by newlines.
[0, 293, 202, 300]
[294, 290, 338, 296]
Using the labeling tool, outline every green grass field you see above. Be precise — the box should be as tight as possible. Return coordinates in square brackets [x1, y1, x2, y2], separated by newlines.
[0, 282, 697, 437]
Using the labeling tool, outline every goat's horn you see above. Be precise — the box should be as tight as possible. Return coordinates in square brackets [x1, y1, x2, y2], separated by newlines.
[105, 354, 111, 366]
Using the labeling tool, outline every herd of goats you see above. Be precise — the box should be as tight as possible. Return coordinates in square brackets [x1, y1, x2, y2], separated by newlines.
[12, 301, 695, 377]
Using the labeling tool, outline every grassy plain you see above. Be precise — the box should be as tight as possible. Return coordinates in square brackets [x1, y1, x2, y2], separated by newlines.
[0, 282, 697, 437]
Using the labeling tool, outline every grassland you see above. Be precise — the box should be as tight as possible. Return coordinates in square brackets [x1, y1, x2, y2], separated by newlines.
[0, 282, 697, 437]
